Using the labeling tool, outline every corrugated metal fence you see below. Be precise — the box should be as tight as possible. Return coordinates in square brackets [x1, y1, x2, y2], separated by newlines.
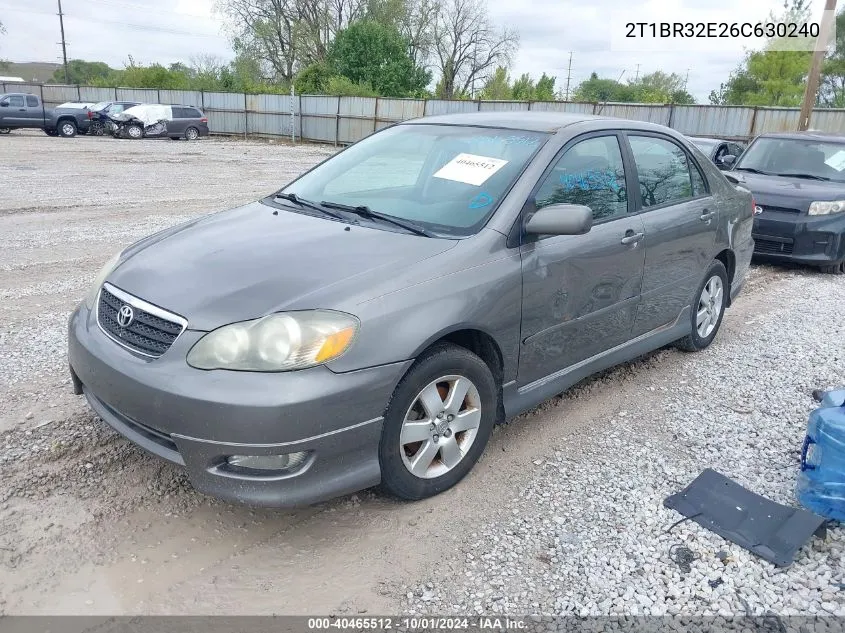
[5, 82, 845, 144]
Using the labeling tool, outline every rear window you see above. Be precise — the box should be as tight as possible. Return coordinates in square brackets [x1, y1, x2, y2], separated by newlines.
[26, 96, 39, 107]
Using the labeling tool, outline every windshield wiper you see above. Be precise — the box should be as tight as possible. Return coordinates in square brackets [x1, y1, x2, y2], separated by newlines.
[774, 172, 831, 181]
[733, 167, 771, 175]
[273, 192, 345, 220]
[319, 200, 435, 237]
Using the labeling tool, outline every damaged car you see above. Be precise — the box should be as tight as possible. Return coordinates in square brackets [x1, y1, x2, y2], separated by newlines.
[109, 103, 209, 140]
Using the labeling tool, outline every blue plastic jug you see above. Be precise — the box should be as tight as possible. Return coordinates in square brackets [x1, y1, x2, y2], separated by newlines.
[797, 387, 845, 521]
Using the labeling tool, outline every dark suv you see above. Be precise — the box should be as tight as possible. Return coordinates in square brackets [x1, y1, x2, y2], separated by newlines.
[87, 101, 141, 135]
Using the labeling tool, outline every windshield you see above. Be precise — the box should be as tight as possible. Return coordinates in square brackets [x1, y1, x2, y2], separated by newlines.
[735, 136, 845, 182]
[690, 138, 717, 152]
[278, 124, 550, 237]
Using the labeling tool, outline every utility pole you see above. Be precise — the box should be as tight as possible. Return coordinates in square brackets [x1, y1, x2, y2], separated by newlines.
[634, 64, 640, 81]
[684, 68, 690, 90]
[799, 0, 837, 130]
[57, 0, 69, 84]
[564, 51, 573, 101]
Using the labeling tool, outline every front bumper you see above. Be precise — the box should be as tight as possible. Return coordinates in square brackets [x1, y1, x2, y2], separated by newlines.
[752, 209, 845, 266]
[68, 304, 411, 507]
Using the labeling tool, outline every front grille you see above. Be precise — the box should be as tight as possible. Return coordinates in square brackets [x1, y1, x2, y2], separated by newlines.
[760, 205, 802, 214]
[97, 285, 185, 357]
[754, 238, 794, 255]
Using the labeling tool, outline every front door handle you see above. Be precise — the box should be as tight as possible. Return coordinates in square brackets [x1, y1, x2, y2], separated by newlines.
[700, 209, 716, 222]
[620, 230, 645, 245]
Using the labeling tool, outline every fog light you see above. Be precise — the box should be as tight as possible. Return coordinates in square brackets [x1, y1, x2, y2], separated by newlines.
[226, 452, 308, 472]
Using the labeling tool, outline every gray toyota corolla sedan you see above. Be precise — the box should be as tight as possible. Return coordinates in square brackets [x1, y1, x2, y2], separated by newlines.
[68, 112, 754, 506]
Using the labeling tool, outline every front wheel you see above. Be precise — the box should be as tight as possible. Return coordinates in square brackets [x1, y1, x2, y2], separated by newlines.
[0, 127, 11, 135]
[379, 343, 497, 501]
[676, 260, 728, 352]
[125, 124, 143, 139]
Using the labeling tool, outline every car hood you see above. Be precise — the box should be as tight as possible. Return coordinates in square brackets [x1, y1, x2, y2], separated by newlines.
[729, 171, 845, 212]
[108, 201, 458, 330]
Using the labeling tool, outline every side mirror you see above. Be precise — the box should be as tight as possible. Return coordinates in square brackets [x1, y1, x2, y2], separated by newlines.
[720, 154, 737, 169]
[524, 204, 593, 236]
[0, 102, 8, 108]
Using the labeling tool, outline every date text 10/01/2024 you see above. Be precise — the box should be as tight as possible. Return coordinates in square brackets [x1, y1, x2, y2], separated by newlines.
[307, 617, 527, 630]
[625, 21, 820, 39]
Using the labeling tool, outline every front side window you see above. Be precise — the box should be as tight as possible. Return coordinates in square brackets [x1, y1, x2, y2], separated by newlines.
[281, 124, 550, 237]
[628, 135, 698, 207]
[533, 135, 628, 222]
[8, 96, 24, 107]
[26, 96, 38, 107]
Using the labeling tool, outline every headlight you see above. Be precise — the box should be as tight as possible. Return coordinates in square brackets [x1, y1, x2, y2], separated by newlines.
[187, 310, 359, 371]
[84, 252, 121, 309]
[808, 200, 845, 216]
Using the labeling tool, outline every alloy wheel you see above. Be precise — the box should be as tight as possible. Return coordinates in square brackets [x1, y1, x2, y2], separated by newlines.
[399, 375, 482, 479]
[696, 275, 724, 339]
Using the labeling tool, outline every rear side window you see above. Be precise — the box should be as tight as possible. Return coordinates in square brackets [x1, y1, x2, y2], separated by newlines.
[186, 108, 202, 118]
[8, 95, 24, 107]
[628, 135, 701, 207]
[534, 135, 628, 222]
[26, 96, 39, 107]
[109, 104, 126, 114]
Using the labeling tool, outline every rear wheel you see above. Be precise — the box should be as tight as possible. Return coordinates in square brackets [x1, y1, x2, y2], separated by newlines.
[676, 260, 728, 352]
[126, 124, 143, 139]
[184, 126, 199, 141]
[58, 120, 77, 138]
[0, 127, 11, 135]
[379, 343, 497, 501]
[820, 261, 845, 275]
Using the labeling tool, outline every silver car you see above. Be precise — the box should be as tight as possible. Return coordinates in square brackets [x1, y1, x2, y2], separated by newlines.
[68, 112, 755, 506]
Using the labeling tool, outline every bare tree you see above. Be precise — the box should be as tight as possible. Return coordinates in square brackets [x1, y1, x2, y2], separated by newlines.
[432, 0, 518, 98]
[216, 0, 368, 82]
[190, 53, 228, 75]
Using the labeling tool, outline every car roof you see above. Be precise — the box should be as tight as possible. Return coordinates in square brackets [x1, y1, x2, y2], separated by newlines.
[759, 131, 845, 142]
[401, 111, 617, 133]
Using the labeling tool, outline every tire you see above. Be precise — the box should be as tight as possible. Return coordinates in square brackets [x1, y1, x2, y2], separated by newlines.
[820, 261, 845, 275]
[184, 126, 199, 141]
[379, 343, 497, 501]
[57, 120, 77, 138]
[126, 124, 143, 139]
[676, 260, 729, 352]
[0, 127, 11, 135]
[89, 122, 104, 136]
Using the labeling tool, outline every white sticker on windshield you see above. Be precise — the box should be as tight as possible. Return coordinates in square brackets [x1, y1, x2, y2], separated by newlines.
[825, 150, 845, 171]
[433, 153, 509, 186]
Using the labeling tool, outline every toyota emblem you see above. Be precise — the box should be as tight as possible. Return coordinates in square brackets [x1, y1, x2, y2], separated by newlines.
[116, 304, 134, 328]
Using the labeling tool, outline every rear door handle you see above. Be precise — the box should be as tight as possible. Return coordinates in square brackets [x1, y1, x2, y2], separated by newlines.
[620, 230, 645, 245]
[700, 209, 716, 222]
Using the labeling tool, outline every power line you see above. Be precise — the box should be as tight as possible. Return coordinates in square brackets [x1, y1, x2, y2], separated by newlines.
[82, 0, 214, 21]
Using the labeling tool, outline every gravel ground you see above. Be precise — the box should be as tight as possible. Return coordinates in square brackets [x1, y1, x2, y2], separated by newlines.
[0, 130, 842, 617]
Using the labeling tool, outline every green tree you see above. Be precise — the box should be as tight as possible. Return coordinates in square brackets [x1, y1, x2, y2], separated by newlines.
[510, 73, 535, 100]
[535, 73, 556, 101]
[328, 20, 430, 96]
[50, 59, 113, 84]
[325, 75, 379, 96]
[294, 61, 334, 94]
[630, 71, 694, 104]
[478, 66, 510, 99]
[573, 72, 630, 102]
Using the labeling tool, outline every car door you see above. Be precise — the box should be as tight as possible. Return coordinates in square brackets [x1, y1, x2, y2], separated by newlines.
[24, 95, 43, 125]
[168, 107, 188, 136]
[1, 95, 26, 126]
[624, 133, 717, 337]
[518, 133, 646, 387]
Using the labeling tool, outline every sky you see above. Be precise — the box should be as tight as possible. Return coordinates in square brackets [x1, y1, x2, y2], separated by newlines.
[0, 0, 831, 102]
